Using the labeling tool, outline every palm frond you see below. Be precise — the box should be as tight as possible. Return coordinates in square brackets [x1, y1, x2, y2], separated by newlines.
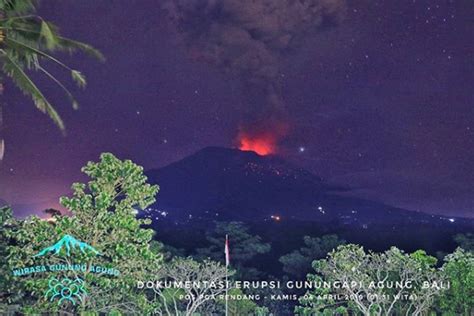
[38, 64, 79, 110]
[56, 37, 105, 61]
[39, 20, 58, 50]
[0, 138, 4, 161]
[4, 37, 70, 69]
[0, 0, 36, 14]
[71, 70, 86, 88]
[0, 49, 65, 132]
[0, 26, 105, 61]
[0, 6, 104, 135]
[5, 37, 89, 91]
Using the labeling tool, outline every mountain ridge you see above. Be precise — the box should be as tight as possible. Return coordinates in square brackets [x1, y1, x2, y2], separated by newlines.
[145, 146, 447, 224]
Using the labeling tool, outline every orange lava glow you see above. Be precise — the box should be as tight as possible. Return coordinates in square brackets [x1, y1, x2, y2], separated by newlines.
[239, 134, 276, 156]
[237, 121, 289, 155]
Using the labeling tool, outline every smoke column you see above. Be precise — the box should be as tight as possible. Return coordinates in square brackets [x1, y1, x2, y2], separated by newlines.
[164, 0, 347, 153]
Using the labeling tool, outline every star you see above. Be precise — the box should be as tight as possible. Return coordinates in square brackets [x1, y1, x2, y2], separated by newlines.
[298, 146, 306, 153]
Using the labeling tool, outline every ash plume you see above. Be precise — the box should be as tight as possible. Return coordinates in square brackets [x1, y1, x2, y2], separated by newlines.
[164, 0, 347, 142]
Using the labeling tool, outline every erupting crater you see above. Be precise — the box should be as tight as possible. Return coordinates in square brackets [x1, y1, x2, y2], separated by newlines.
[238, 133, 276, 156]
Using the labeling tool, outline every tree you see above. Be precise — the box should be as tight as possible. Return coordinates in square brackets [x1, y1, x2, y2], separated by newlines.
[0, 206, 22, 314]
[436, 248, 473, 315]
[150, 240, 186, 262]
[279, 234, 346, 278]
[453, 233, 474, 252]
[297, 245, 445, 316]
[217, 288, 269, 316]
[196, 221, 271, 279]
[0, 0, 104, 159]
[5, 153, 163, 314]
[151, 257, 233, 316]
[295, 273, 356, 316]
[249, 279, 293, 316]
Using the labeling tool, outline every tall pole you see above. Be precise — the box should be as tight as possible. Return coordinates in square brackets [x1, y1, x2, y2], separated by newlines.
[225, 234, 229, 316]
[225, 265, 228, 316]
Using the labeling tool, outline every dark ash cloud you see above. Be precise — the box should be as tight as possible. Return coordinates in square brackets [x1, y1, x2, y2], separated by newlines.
[164, 0, 347, 134]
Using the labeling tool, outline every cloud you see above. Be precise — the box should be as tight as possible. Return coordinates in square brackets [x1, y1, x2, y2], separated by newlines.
[164, 0, 347, 132]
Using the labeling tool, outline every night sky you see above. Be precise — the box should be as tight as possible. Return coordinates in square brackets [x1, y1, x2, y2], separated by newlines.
[0, 0, 473, 218]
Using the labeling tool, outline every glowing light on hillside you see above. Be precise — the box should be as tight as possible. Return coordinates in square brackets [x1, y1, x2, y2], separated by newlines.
[271, 215, 281, 221]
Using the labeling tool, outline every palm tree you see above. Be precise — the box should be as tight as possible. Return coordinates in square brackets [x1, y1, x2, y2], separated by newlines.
[0, 0, 104, 160]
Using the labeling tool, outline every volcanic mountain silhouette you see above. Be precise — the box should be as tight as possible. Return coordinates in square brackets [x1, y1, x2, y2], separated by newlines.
[33, 234, 100, 257]
[145, 147, 473, 257]
[146, 147, 432, 223]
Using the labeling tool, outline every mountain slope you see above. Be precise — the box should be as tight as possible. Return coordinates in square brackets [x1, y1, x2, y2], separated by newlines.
[146, 147, 437, 224]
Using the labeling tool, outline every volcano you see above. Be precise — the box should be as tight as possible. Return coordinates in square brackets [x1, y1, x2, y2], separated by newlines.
[144, 146, 473, 258]
[145, 147, 452, 225]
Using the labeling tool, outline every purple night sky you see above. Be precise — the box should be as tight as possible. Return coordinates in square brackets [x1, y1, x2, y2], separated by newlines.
[0, 0, 473, 218]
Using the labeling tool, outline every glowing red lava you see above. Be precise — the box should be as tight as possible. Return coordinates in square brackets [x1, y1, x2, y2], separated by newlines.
[238, 134, 276, 156]
[237, 121, 289, 155]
